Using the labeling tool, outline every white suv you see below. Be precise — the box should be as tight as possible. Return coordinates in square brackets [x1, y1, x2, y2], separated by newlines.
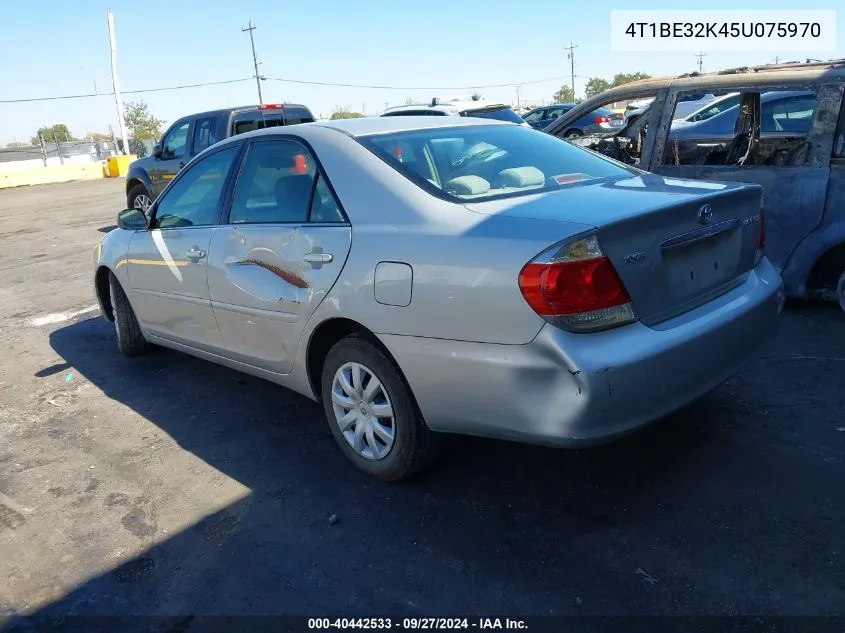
[381, 98, 529, 126]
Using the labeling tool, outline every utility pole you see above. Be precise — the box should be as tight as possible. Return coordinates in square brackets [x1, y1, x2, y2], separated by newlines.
[773, 55, 781, 64]
[565, 42, 577, 99]
[242, 19, 263, 105]
[107, 10, 129, 155]
[516, 86, 521, 109]
[695, 51, 706, 73]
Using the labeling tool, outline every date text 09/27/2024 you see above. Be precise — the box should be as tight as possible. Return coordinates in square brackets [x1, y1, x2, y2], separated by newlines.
[307, 618, 528, 630]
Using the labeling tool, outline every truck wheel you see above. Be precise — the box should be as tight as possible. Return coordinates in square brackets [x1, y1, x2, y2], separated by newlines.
[127, 184, 153, 212]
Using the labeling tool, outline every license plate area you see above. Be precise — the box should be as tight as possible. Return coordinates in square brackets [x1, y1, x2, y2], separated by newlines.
[663, 228, 741, 298]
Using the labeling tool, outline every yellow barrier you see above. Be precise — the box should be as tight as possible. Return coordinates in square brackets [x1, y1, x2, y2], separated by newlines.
[106, 154, 137, 178]
[0, 163, 106, 190]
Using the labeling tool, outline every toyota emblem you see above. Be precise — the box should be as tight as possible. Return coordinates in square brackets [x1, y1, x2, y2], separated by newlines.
[697, 204, 713, 225]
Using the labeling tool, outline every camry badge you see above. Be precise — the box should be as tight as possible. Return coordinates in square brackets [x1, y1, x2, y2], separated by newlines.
[698, 204, 713, 225]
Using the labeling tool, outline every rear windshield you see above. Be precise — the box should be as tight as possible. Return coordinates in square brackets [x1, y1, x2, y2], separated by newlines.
[231, 108, 315, 135]
[358, 124, 634, 203]
[459, 106, 525, 124]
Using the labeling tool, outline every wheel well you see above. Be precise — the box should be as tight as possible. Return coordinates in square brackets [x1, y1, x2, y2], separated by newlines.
[806, 243, 845, 295]
[95, 266, 114, 321]
[126, 177, 143, 195]
[306, 318, 387, 402]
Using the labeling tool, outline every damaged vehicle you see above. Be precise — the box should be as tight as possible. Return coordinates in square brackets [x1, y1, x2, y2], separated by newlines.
[545, 59, 845, 311]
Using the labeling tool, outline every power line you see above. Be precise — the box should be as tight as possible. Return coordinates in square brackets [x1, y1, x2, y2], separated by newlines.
[263, 74, 572, 90]
[1, 72, 578, 105]
[0, 78, 253, 104]
[695, 52, 706, 73]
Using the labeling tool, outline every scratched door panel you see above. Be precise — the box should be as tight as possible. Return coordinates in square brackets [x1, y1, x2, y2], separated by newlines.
[207, 224, 352, 373]
[125, 228, 223, 351]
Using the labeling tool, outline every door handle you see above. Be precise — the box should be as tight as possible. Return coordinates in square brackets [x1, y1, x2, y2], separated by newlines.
[303, 252, 333, 264]
[185, 248, 206, 261]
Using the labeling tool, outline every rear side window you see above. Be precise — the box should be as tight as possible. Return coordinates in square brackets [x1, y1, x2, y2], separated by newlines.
[460, 107, 525, 124]
[192, 117, 219, 154]
[229, 140, 344, 225]
[763, 95, 817, 134]
[231, 108, 316, 136]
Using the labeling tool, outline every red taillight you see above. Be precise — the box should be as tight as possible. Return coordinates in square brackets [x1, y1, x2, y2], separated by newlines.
[594, 116, 611, 124]
[259, 104, 285, 110]
[518, 236, 637, 332]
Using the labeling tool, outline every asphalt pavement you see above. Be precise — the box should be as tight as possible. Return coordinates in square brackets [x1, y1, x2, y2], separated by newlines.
[0, 180, 843, 630]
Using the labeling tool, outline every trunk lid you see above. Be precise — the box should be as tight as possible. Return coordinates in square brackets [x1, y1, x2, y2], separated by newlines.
[465, 173, 763, 326]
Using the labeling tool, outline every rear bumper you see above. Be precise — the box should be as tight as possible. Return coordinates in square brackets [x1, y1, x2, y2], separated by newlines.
[381, 258, 783, 446]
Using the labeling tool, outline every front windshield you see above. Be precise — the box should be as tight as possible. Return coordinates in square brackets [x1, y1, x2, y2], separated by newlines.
[358, 124, 634, 203]
[460, 106, 525, 124]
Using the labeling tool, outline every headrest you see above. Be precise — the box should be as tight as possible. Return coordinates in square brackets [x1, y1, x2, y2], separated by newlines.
[497, 167, 545, 188]
[444, 175, 491, 196]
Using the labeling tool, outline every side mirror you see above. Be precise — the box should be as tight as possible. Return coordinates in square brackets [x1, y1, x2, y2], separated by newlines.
[153, 142, 163, 158]
[116, 208, 148, 231]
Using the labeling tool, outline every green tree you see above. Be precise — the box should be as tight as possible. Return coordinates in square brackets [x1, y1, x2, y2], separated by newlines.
[124, 100, 165, 140]
[584, 77, 612, 99]
[552, 84, 575, 103]
[32, 123, 74, 144]
[611, 72, 651, 87]
[470, 91, 482, 101]
[330, 107, 364, 120]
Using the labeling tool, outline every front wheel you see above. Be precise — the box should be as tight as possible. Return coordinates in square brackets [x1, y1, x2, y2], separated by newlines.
[127, 184, 153, 213]
[564, 129, 583, 139]
[108, 272, 150, 357]
[321, 334, 440, 481]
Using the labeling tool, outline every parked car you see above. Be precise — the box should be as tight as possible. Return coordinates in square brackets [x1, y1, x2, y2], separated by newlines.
[381, 98, 528, 126]
[624, 92, 719, 126]
[543, 59, 845, 311]
[522, 104, 620, 137]
[125, 103, 315, 211]
[95, 117, 783, 481]
[665, 91, 816, 164]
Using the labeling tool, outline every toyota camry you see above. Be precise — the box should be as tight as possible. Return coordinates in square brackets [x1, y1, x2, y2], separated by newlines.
[94, 117, 784, 481]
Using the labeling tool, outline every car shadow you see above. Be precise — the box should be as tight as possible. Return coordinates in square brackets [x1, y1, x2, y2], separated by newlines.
[12, 315, 765, 623]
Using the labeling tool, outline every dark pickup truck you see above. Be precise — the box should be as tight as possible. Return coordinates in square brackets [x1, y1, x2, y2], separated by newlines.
[125, 103, 315, 210]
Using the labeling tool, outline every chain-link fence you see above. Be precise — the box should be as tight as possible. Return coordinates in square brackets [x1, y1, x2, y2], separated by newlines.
[0, 139, 121, 166]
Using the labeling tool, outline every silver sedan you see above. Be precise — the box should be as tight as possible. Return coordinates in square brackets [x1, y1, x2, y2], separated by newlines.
[94, 116, 785, 480]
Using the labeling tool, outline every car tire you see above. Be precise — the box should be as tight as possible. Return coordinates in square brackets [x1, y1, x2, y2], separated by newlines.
[321, 334, 440, 481]
[108, 272, 150, 357]
[564, 129, 583, 139]
[837, 269, 845, 313]
[127, 184, 153, 213]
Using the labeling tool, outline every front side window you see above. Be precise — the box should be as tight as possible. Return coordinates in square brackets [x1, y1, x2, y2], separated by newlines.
[192, 118, 219, 155]
[155, 147, 238, 228]
[161, 122, 190, 160]
[360, 124, 634, 203]
[230, 140, 319, 224]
